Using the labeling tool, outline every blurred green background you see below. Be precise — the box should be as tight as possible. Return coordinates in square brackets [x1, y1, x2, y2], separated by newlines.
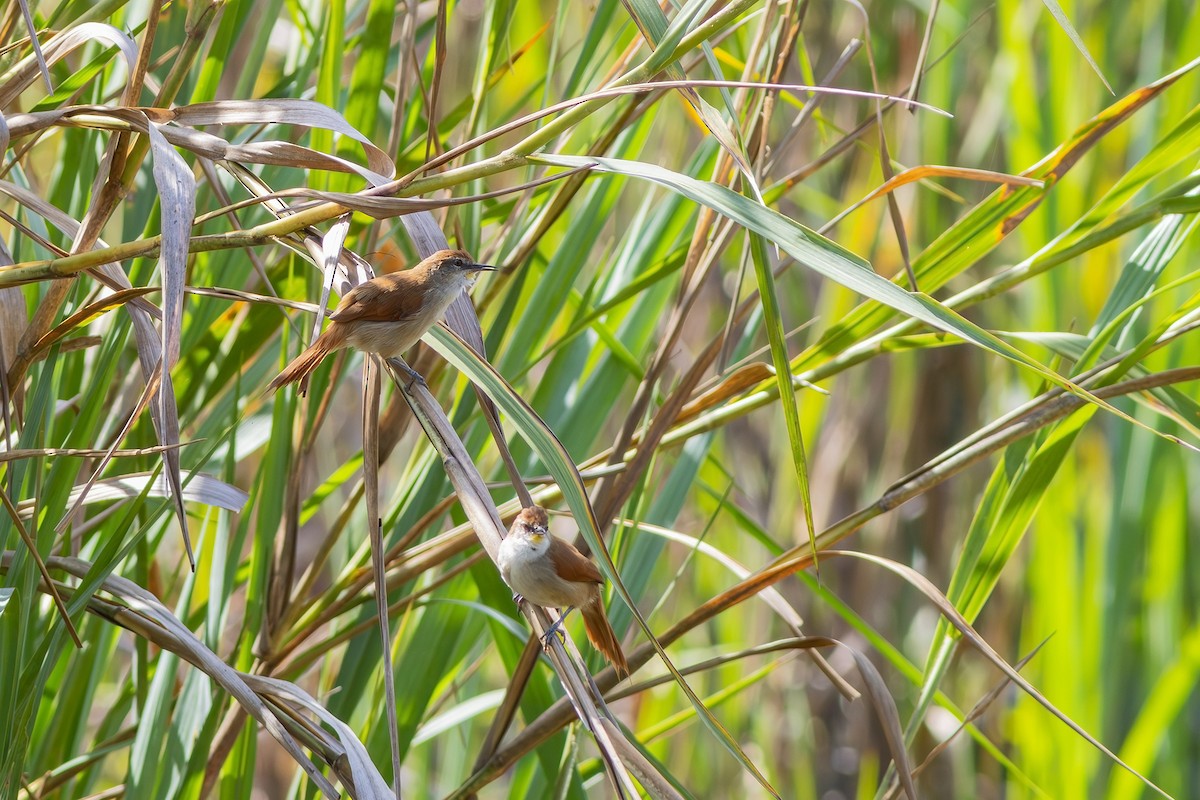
[2, 0, 1199, 798]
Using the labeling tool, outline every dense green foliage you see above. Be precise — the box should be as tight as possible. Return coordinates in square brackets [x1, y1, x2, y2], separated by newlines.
[2, 0, 1199, 798]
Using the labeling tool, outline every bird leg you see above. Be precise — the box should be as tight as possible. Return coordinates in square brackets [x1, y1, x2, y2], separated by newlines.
[541, 607, 575, 647]
[396, 359, 426, 389]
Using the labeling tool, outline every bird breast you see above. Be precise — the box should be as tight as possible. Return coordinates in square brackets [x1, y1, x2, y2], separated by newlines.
[499, 535, 592, 608]
[343, 319, 427, 358]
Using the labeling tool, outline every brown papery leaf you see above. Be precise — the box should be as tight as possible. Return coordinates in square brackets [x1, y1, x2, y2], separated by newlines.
[145, 117, 196, 568]
[820, 165, 1045, 235]
[160, 99, 395, 180]
[6, 105, 392, 186]
[38, 555, 342, 798]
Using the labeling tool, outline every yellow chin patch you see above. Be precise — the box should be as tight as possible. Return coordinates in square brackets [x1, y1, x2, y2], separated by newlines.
[528, 532, 546, 545]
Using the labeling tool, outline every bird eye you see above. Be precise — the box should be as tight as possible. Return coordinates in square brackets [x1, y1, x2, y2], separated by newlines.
[454, 257, 465, 268]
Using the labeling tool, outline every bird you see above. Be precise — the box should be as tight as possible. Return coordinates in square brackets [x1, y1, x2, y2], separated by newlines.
[267, 248, 494, 394]
[498, 505, 630, 676]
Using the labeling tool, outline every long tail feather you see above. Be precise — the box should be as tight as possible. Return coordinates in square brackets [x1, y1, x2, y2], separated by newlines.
[582, 601, 629, 677]
[267, 331, 338, 395]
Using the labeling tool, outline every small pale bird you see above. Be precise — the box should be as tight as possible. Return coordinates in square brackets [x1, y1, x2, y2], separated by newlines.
[267, 248, 494, 394]
[498, 505, 630, 676]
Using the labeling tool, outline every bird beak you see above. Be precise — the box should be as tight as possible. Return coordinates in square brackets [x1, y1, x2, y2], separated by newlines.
[470, 263, 496, 272]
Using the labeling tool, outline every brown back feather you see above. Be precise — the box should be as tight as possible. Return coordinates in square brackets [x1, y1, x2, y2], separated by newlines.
[329, 271, 427, 323]
[330, 249, 472, 324]
[548, 537, 604, 585]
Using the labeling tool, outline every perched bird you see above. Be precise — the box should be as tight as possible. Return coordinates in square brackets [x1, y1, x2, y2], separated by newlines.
[267, 248, 493, 394]
[498, 505, 629, 676]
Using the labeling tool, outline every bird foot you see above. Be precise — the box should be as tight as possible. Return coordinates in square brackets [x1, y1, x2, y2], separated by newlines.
[512, 593, 524, 606]
[399, 362, 426, 389]
[540, 610, 571, 648]
[540, 624, 566, 649]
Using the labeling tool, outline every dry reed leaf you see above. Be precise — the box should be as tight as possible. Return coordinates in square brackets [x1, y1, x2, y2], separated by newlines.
[362, 357, 403, 796]
[0, 22, 137, 108]
[0, 284, 25, 418]
[6, 104, 392, 185]
[144, 120, 192, 370]
[40, 471, 247, 514]
[41, 556, 342, 799]
[241, 675, 392, 799]
[841, 644, 917, 800]
[14, 0, 52, 92]
[161, 99, 394, 181]
[314, 215, 354, 342]
[820, 165, 1045, 234]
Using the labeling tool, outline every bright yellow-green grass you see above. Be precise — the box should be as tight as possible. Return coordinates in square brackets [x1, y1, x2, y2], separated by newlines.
[1, 1, 1198, 798]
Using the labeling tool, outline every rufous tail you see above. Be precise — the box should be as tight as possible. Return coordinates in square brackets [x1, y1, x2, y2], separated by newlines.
[582, 600, 629, 677]
[267, 329, 340, 395]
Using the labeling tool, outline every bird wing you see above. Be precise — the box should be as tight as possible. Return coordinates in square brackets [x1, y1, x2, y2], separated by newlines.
[329, 272, 426, 323]
[548, 538, 604, 585]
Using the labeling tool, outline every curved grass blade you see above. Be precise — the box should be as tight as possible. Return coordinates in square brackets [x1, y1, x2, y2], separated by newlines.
[45, 557, 341, 798]
[1037, 0, 1112, 93]
[0, 485, 79, 646]
[0, 22, 138, 108]
[145, 118, 195, 569]
[829, 550, 1172, 799]
[621, 0, 761, 198]
[16, 0, 52, 92]
[747, 234, 816, 568]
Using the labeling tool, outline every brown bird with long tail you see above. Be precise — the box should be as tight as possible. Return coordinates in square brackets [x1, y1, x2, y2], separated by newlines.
[268, 249, 494, 394]
[498, 505, 630, 676]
